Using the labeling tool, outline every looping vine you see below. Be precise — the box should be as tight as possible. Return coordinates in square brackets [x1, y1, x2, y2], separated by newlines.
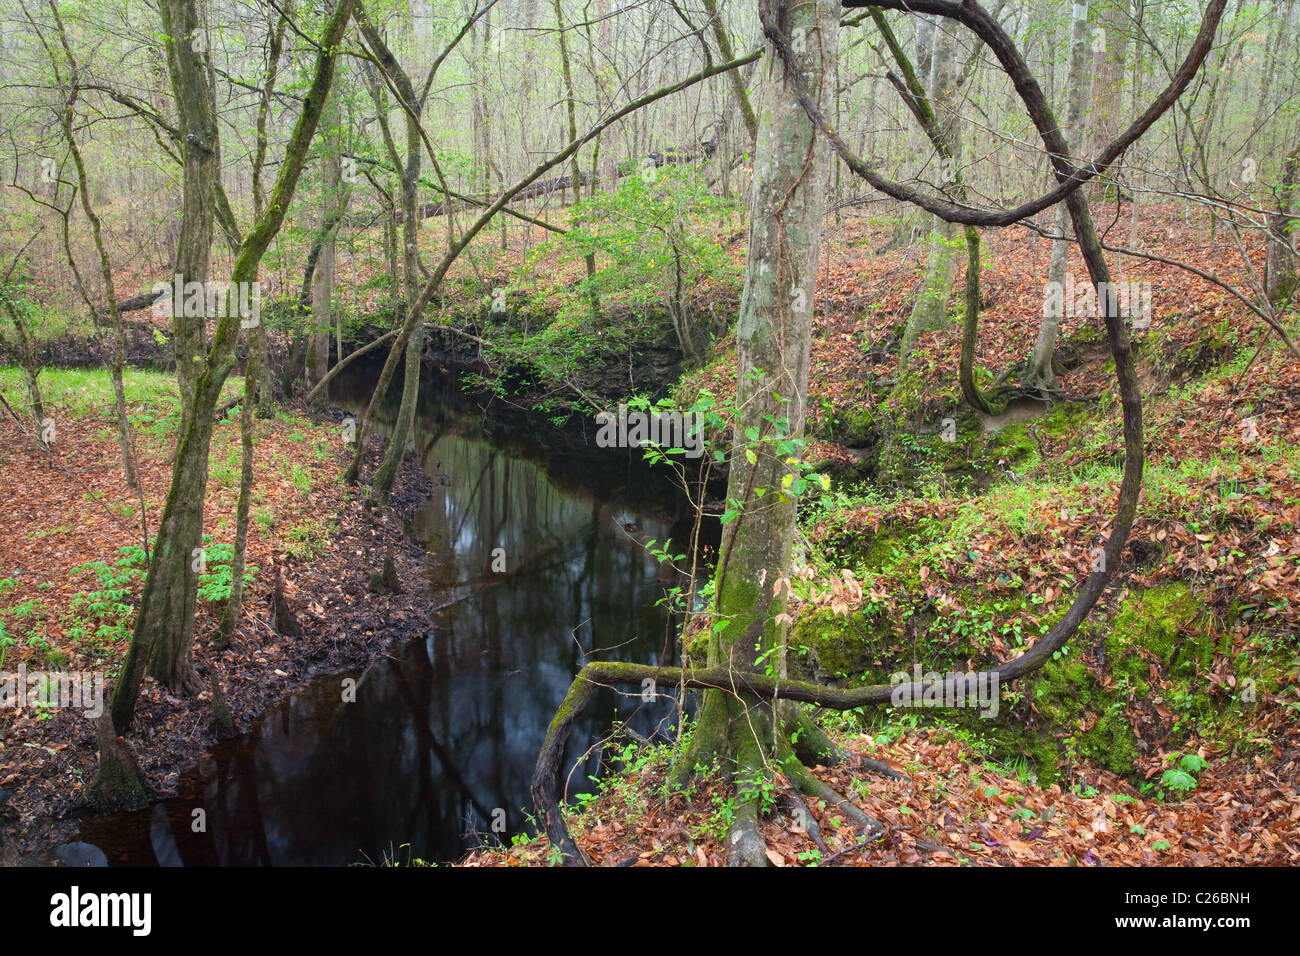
[533, 0, 1229, 865]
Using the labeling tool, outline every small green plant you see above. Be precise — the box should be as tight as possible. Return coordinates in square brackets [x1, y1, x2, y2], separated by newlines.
[0, 624, 13, 670]
[254, 507, 276, 532]
[1159, 752, 1209, 797]
[196, 541, 256, 604]
[67, 545, 149, 645]
[284, 519, 330, 560]
[1072, 779, 1100, 798]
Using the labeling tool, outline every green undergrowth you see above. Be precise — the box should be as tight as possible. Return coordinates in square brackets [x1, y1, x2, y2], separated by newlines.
[785, 560, 1283, 789]
[0, 365, 341, 673]
[0, 365, 241, 453]
[784, 328, 1299, 788]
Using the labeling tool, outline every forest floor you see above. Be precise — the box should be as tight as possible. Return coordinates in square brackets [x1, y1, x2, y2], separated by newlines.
[463, 720, 1300, 867]
[0, 368, 436, 861]
[2, 200, 1298, 866]
[460, 201, 1300, 866]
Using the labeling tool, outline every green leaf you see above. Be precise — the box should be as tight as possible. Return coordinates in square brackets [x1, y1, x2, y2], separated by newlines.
[1178, 754, 1208, 775]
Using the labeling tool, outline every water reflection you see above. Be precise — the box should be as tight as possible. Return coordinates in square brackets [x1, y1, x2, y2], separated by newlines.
[78, 416, 680, 865]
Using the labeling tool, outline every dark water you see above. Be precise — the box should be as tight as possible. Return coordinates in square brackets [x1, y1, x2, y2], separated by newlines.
[77, 400, 686, 865]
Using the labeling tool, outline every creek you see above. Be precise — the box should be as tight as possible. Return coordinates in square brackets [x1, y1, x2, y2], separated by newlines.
[76, 375, 700, 865]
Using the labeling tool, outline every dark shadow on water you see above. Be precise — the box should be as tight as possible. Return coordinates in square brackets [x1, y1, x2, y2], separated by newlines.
[78, 380, 694, 865]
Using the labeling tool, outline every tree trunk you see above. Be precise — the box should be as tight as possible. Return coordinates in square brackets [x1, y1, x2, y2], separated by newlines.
[157, 0, 217, 429]
[109, 0, 357, 733]
[22, 358, 45, 434]
[85, 714, 151, 811]
[54, 58, 138, 486]
[553, 0, 599, 320]
[1, 301, 46, 435]
[1029, 0, 1091, 388]
[866, 6, 995, 412]
[359, 7, 424, 501]
[899, 20, 962, 366]
[680, 0, 838, 867]
[308, 228, 337, 391]
[117, 410, 215, 706]
[218, 351, 256, 646]
[307, 92, 343, 397]
[702, 0, 758, 144]
[1087, 0, 1130, 204]
[1266, 145, 1300, 307]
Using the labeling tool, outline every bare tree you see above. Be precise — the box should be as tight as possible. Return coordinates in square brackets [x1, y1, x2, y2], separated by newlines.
[1029, 0, 1092, 390]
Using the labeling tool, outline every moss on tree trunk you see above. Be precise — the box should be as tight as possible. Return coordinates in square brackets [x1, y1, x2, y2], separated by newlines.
[666, 0, 838, 866]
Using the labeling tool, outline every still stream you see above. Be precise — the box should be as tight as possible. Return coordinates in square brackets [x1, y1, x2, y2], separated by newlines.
[76, 386, 687, 865]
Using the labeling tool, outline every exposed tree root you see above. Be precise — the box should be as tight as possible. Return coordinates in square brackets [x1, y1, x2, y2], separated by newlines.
[779, 787, 830, 855]
[778, 747, 881, 835]
[725, 696, 771, 867]
[958, 227, 1006, 415]
[533, 659, 1043, 865]
[789, 706, 841, 766]
[854, 755, 909, 781]
[85, 713, 152, 812]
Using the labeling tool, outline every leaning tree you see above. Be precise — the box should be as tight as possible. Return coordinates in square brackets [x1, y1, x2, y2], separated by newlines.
[533, 0, 1228, 866]
[107, 0, 359, 738]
